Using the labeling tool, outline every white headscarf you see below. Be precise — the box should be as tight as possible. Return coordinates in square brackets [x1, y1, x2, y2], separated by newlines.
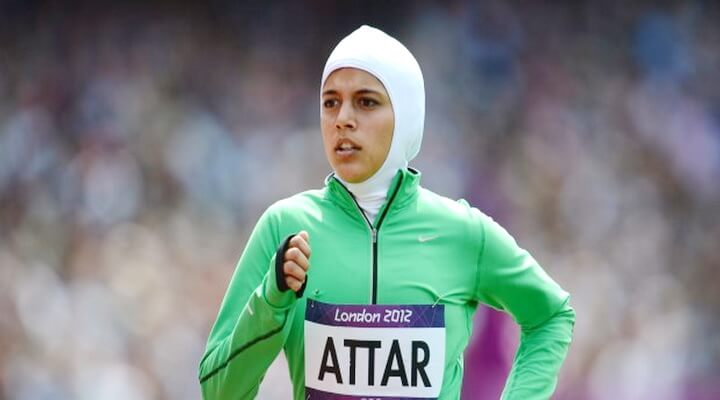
[322, 25, 425, 222]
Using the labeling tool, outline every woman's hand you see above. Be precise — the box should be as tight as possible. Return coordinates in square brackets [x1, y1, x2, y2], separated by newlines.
[282, 231, 311, 292]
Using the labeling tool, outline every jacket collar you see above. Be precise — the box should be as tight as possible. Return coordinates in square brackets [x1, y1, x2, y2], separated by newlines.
[324, 167, 421, 226]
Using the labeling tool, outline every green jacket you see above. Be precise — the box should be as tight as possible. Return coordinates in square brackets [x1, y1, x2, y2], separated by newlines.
[199, 168, 575, 399]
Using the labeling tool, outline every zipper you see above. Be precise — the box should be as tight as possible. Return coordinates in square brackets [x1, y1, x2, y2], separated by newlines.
[345, 195, 375, 303]
[371, 227, 378, 303]
[335, 174, 404, 304]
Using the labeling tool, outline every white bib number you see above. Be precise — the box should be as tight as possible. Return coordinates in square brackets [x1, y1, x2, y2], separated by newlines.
[304, 300, 445, 399]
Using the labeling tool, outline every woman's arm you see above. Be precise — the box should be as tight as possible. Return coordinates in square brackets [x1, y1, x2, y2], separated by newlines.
[501, 301, 575, 399]
[473, 211, 575, 399]
[198, 207, 297, 399]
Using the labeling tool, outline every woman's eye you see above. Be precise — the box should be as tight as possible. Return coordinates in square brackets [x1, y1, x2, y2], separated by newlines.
[323, 99, 338, 108]
[358, 98, 378, 108]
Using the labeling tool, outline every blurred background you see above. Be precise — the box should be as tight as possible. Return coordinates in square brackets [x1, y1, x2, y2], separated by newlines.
[1, 0, 719, 399]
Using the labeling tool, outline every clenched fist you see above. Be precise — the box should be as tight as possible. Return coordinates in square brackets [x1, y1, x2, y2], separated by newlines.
[282, 231, 311, 293]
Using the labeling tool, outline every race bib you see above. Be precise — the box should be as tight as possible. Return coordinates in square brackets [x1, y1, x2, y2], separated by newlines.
[304, 299, 445, 399]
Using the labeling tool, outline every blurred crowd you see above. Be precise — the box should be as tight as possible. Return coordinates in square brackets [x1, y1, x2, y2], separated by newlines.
[1, 1, 719, 399]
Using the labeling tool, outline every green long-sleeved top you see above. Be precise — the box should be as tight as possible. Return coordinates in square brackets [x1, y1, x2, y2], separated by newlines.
[199, 168, 575, 399]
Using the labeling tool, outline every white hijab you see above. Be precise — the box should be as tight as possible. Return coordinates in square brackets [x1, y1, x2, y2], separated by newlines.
[321, 25, 425, 222]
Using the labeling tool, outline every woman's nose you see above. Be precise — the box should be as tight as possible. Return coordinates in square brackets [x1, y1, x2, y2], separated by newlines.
[335, 102, 357, 130]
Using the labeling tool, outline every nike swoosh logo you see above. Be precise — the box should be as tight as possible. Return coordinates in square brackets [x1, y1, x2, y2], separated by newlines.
[418, 234, 440, 243]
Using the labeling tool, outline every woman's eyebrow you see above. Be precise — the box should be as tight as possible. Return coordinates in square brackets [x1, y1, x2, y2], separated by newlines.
[321, 88, 384, 96]
[355, 89, 383, 96]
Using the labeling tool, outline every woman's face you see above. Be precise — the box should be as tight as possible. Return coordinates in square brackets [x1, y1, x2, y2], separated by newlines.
[321, 68, 394, 184]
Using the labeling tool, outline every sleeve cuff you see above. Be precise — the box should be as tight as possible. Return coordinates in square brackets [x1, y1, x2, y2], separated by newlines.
[264, 233, 308, 308]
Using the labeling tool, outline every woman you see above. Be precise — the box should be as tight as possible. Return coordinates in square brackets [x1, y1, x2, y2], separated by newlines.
[199, 25, 574, 400]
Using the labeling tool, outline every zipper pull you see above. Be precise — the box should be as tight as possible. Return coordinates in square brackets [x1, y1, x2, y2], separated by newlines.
[372, 228, 377, 243]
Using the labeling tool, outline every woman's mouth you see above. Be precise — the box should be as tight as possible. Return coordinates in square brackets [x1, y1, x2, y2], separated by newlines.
[335, 140, 361, 157]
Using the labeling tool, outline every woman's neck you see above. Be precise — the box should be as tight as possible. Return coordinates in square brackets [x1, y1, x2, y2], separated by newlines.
[337, 165, 400, 224]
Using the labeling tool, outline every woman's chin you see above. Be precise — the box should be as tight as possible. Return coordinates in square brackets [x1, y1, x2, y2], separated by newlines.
[334, 167, 371, 184]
